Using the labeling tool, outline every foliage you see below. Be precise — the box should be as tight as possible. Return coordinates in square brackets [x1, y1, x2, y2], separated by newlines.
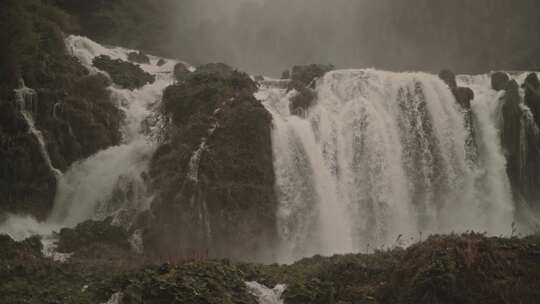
[57, 218, 129, 253]
[92, 55, 155, 90]
[146, 63, 276, 261]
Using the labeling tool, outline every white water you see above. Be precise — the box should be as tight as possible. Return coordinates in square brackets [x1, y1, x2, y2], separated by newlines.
[246, 282, 286, 304]
[1, 36, 178, 243]
[1, 35, 537, 264]
[259, 69, 516, 262]
[15, 84, 63, 179]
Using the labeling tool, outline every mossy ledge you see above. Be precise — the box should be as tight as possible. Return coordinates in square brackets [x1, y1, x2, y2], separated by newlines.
[1, 233, 539, 304]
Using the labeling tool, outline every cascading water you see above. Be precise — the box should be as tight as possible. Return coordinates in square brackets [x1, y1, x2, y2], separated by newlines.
[1, 33, 538, 265]
[15, 83, 63, 179]
[259, 69, 516, 262]
[245, 282, 286, 304]
[47, 36, 179, 226]
[0, 36, 179, 243]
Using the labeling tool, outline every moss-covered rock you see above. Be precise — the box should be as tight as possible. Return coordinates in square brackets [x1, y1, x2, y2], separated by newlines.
[145, 63, 276, 262]
[56, 218, 129, 253]
[92, 55, 155, 90]
[0, 0, 123, 219]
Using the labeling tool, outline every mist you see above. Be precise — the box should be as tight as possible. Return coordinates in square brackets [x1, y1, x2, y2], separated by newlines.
[164, 0, 540, 76]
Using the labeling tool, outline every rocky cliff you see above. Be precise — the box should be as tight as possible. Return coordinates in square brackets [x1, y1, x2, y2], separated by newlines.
[144, 63, 277, 262]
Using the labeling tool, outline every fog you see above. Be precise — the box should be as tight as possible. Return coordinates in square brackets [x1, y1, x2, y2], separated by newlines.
[166, 0, 540, 76]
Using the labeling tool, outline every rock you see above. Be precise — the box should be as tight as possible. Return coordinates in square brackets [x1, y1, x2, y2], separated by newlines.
[290, 87, 316, 116]
[453, 86, 474, 109]
[491, 71, 510, 91]
[173, 63, 190, 82]
[254, 75, 264, 82]
[92, 55, 155, 90]
[156, 58, 166, 66]
[438, 69, 475, 109]
[127, 51, 150, 64]
[438, 69, 457, 91]
[523, 73, 540, 128]
[500, 80, 522, 195]
[146, 64, 276, 261]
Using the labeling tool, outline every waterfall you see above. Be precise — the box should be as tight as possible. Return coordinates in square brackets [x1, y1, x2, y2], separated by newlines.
[14, 83, 63, 179]
[246, 282, 286, 304]
[48, 36, 179, 226]
[0, 36, 179, 241]
[260, 69, 515, 262]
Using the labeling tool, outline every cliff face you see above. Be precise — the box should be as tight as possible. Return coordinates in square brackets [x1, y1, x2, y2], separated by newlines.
[144, 64, 277, 262]
[0, 0, 123, 219]
[494, 74, 540, 216]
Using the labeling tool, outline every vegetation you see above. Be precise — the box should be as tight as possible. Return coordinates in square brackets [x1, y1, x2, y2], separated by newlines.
[0, 0, 123, 219]
[145, 63, 276, 262]
[92, 55, 155, 90]
[1, 232, 539, 304]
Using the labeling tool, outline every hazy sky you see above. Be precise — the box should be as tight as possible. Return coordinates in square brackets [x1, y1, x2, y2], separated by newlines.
[167, 0, 540, 76]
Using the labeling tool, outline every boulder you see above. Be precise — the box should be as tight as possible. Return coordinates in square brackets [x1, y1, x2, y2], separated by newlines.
[92, 55, 155, 90]
[491, 71, 510, 91]
[127, 51, 150, 64]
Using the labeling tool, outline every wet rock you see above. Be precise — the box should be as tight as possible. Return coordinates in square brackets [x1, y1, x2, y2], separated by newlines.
[146, 64, 276, 261]
[156, 58, 166, 66]
[438, 69, 457, 91]
[127, 51, 150, 64]
[453, 87, 474, 109]
[290, 87, 316, 116]
[491, 71, 510, 91]
[438, 69, 474, 109]
[92, 55, 155, 90]
[500, 81, 523, 194]
[523, 73, 540, 128]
